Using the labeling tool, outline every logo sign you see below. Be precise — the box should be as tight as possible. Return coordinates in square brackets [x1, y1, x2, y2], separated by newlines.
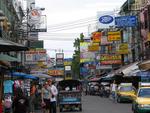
[115, 16, 137, 27]
[99, 15, 114, 24]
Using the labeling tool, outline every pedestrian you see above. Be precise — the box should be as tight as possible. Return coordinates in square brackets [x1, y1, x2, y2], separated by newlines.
[12, 88, 29, 113]
[29, 82, 36, 113]
[41, 82, 51, 113]
[110, 80, 117, 102]
[47, 79, 58, 113]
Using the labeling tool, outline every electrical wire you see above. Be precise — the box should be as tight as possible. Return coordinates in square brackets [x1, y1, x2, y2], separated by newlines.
[46, 22, 97, 32]
[47, 16, 97, 27]
[47, 19, 97, 30]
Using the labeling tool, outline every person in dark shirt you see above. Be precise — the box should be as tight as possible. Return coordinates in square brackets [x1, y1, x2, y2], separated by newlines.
[12, 88, 29, 113]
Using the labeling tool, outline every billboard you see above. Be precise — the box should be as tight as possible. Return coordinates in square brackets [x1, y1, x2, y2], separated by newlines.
[115, 16, 137, 27]
[28, 8, 47, 32]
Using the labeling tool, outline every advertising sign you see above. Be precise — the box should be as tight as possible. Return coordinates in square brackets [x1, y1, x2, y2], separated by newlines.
[88, 43, 100, 51]
[65, 66, 71, 71]
[30, 15, 47, 32]
[80, 42, 90, 52]
[92, 32, 102, 43]
[99, 15, 114, 24]
[116, 43, 129, 54]
[100, 54, 122, 61]
[101, 60, 122, 65]
[56, 53, 64, 59]
[108, 31, 121, 41]
[25, 49, 47, 62]
[80, 52, 95, 63]
[115, 16, 137, 27]
[48, 70, 64, 76]
[101, 36, 112, 45]
[97, 11, 116, 28]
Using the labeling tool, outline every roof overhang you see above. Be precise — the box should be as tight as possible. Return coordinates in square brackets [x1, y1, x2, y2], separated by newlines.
[0, 38, 29, 52]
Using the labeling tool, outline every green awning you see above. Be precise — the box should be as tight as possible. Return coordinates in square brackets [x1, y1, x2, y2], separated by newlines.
[0, 54, 20, 62]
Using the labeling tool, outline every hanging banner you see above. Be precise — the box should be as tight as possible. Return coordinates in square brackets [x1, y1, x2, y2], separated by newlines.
[108, 31, 121, 41]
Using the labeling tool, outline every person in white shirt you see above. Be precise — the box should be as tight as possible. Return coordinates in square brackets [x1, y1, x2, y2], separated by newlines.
[47, 79, 58, 113]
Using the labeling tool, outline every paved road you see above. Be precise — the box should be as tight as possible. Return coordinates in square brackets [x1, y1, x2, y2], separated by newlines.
[36, 95, 132, 113]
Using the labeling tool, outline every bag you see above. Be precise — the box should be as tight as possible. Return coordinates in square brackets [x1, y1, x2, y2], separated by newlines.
[41, 102, 46, 108]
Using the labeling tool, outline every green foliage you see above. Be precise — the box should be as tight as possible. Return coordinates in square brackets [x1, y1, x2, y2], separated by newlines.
[72, 33, 84, 79]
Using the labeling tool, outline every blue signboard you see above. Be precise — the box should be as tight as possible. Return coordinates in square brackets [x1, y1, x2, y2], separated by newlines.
[99, 15, 114, 24]
[115, 16, 137, 27]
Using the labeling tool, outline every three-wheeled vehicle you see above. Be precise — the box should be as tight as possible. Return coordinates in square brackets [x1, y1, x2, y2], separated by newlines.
[57, 79, 82, 112]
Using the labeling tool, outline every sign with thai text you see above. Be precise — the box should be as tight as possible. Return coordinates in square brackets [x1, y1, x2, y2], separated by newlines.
[108, 31, 121, 41]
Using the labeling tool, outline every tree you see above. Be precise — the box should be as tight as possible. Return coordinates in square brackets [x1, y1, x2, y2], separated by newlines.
[72, 33, 84, 79]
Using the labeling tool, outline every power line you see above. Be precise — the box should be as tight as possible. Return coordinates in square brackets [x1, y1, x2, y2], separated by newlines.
[47, 16, 97, 27]
[46, 22, 97, 32]
[39, 38, 75, 41]
[47, 19, 97, 29]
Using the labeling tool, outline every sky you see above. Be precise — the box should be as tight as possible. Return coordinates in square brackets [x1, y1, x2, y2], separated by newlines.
[35, 0, 127, 58]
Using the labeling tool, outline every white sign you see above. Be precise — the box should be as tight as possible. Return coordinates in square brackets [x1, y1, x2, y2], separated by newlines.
[97, 11, 116, 28]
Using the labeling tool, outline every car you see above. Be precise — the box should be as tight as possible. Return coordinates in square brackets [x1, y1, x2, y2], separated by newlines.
[132, 83, 150, 113]
[117, 83, 136, 103]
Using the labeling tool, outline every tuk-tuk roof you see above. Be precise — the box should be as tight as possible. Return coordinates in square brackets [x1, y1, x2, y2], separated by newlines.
[58, 79, 81, 87]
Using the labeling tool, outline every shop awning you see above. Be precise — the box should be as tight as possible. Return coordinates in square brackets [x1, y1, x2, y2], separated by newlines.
[0, 38, 29, 52]
[0, 54, 20, 62]
[138, 60, 150, 70]
[11, 72, 38, 79]
[31, 73, 52, 79]
[122, 62, 139, 76]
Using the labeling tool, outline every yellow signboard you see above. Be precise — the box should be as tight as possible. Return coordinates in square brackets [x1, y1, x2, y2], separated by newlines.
[64, 61, 72, 66]
[88, 43, 99, 51]
[108, 31, 121, 41]
[117, 43, 129, 54]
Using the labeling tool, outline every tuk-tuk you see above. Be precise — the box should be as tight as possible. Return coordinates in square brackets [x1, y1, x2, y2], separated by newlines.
[57, 79, 82, 112]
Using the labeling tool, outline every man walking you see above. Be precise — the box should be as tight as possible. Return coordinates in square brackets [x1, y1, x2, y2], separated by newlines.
[47, 79, 58, 113]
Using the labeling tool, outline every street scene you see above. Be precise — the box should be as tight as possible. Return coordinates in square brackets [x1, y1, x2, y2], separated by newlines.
[0, 0, 150, 113]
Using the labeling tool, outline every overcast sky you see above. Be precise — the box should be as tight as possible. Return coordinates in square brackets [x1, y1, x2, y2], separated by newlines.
[35, 0, 126, 58]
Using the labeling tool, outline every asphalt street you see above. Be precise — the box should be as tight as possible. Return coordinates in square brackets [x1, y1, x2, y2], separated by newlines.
[36, 95, 132, 113]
